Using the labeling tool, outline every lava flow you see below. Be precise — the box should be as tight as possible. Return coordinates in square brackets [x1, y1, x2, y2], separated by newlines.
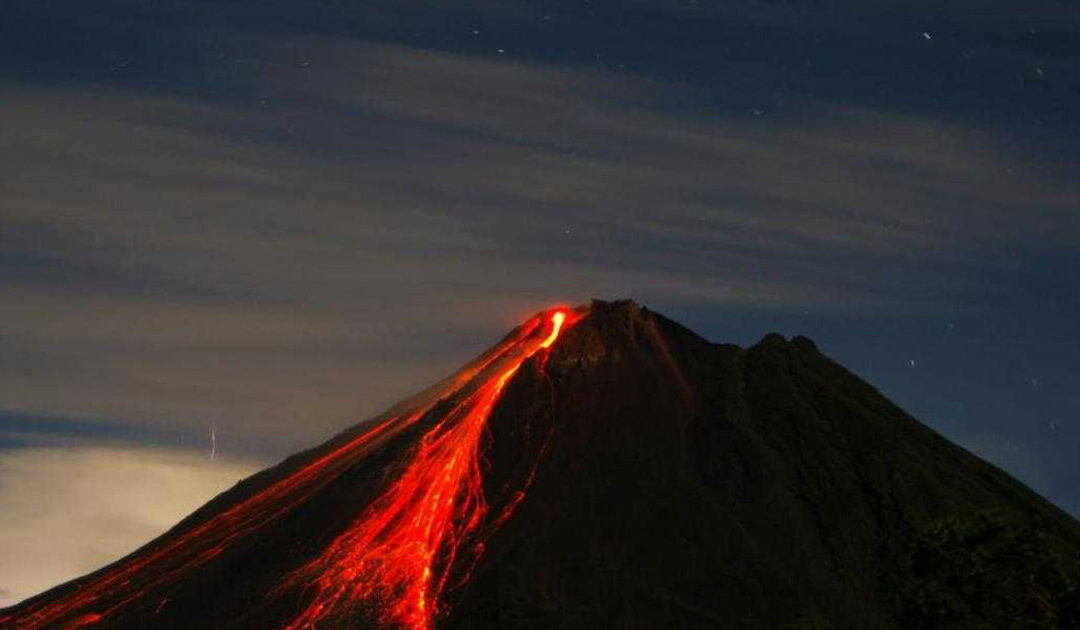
[276, 309, 577, 630]
[1, 308, 578, 630]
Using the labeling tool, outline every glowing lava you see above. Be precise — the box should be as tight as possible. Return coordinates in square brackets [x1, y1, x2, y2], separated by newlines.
[277, 309, 576, 630]
[1, 308, 579, 630]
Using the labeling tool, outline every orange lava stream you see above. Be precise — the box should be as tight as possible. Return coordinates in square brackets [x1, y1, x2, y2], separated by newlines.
[1, 317, 547, 630]
[278, 310, 575, 630]
[6, 415, 408, 630]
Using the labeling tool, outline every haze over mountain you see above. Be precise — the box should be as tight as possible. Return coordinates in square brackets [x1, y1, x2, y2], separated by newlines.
[3, 300, 1078, 629]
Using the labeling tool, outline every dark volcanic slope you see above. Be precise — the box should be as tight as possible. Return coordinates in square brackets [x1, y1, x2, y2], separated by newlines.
[452, 301, 1080, 630]
[4, 300, 1080, 630]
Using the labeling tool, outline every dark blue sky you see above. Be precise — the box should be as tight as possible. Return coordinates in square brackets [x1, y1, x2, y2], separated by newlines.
[0, 0, 1077, 601]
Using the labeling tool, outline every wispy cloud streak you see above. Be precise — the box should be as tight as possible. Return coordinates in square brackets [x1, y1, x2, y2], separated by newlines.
[1, 38, 1076, 449]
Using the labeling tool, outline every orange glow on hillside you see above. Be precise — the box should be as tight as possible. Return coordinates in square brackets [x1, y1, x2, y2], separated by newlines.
[277, 309, 579, 630]
[1, 308, 581, 630]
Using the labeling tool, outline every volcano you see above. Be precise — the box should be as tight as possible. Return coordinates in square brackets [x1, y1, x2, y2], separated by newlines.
[3, 300, 1079, 630]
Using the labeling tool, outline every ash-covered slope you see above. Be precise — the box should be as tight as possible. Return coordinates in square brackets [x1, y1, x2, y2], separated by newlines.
[4, 300, 1079, 630]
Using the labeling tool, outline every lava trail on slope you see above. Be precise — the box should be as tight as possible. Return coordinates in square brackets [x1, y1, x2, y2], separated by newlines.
[274, 310, 576, 630]
[2, 308, 581, 630]
[8, 299, 1080, 630]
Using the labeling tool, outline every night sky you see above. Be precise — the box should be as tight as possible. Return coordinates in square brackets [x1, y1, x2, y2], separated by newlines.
[1, 0, 1078, 605]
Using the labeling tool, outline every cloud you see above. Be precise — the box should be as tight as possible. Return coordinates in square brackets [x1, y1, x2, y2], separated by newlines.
[1, 38, 1077, 453]
[0, 445, 264, 607]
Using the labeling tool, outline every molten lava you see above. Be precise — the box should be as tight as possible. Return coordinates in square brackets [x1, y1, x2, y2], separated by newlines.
[2, 308, 579, 630]
[277, 309, 575, 630]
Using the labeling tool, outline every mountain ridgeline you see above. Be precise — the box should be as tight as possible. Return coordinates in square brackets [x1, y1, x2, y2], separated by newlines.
[3, 300, 1078, 630]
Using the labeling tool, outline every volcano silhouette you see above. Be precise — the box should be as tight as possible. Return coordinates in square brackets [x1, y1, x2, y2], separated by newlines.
[3, 300, 1079, 630]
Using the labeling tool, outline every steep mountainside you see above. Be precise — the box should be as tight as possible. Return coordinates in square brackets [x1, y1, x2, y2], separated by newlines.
[3, 300, 1078, 630]
[450, 301, 1080, 630]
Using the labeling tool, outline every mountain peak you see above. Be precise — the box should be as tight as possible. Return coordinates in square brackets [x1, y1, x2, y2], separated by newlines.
[4, 302, 1078, 630]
